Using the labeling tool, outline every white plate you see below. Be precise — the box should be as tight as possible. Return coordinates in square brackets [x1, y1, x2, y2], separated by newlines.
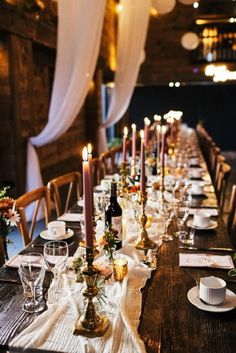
[187, 219, 218, 230]
[187, 286, 236, 312]
[40, 228, 74, 240]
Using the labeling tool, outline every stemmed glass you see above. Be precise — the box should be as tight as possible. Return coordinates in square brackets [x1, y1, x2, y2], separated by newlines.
[43, 241, 69, 296]
[174, 199, 190, 238]
[19, 252, 45, 313]
[158, 201, 173, 241]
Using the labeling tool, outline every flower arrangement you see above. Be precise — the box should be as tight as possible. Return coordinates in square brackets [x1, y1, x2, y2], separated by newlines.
[0, 186, 19, 237]
[98, 226, 118, 263]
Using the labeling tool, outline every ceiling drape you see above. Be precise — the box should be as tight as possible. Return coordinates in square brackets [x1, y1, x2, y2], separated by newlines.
[26, 0, 106, 198]
[99, 0, 151, 153]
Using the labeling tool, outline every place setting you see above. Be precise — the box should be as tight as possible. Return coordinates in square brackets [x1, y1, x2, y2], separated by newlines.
[187, 276, 236, 313]
[187, 210, 218, 231]
[40, 220, 74, 240]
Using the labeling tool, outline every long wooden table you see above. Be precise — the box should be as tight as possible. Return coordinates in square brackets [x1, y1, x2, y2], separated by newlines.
[0, 176, 236, 352]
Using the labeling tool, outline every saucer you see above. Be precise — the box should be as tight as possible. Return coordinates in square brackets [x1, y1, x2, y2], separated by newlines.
[187, 286, 236, 312]
[40, 228, 74, 240]
[187, 219, 218, 230]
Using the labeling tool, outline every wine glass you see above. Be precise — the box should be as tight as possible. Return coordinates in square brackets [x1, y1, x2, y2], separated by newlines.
[43, 241, 69, 295]
[19, 252, 45, 313]
[174, 199, 190, 238]
[158, 201, 173, 241]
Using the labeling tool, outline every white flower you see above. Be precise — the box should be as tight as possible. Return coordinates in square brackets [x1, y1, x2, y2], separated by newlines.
[7, 209, 20, 227]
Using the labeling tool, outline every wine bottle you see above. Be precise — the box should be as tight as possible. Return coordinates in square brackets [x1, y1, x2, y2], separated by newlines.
[105, 180, 122, 240]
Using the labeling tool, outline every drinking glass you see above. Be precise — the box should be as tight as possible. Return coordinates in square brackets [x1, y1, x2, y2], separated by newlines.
[158, 202, 173, 241]
[174, 200, 190, 238]
[19, 252, 45, 313]
[43, 241, 69, 294]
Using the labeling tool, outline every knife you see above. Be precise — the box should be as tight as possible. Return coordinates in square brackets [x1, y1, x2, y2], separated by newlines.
[179, 246, 235, 253]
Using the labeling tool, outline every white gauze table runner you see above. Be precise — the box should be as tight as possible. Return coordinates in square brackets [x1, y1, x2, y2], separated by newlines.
[9, 231, 162, 353]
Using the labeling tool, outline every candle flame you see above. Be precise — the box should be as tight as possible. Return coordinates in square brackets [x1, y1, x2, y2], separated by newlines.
[154, 114, 161, 122]
[162, 126, 167, 134]
[144, 117, 150, 126]
[131, 123, 136, 131]
[82, 147, 88, 161]
[140, 129, 144, 139]
[123, 126, 128, 137]
[87, 143, 92, 154]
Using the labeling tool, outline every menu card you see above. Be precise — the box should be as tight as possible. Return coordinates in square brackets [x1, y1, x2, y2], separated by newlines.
[179, 253, 234, 269]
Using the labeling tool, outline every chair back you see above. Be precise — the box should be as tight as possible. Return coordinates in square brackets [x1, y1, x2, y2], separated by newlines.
[91, 158, 102, 186]
[47, 171, 82, 217]
[15, 186, 51, 246]
[216, 162, 231, 210]
[227, 185, 236, 240]
[99, 150, 116, 177]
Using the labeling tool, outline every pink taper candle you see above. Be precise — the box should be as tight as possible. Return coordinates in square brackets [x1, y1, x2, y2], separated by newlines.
[131, 124, 136, 160]
[82, 147, 93, 247]
[87, 143, 94, 217]
[140, 129, 145, 193]
[144, 117, 150, 147]
[156, 124, 161, 160]
[161, 126, 167, 174]
[122, 127, 128, 162]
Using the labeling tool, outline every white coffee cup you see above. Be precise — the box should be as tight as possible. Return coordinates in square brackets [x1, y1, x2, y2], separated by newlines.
[191, 184, 204, 195]
[193, 210, 211, 228]
[190, 157, 199, 166]
[191, 169, 202, 179]
[199, 276, 226, 305]
[48, 221, 66, 238]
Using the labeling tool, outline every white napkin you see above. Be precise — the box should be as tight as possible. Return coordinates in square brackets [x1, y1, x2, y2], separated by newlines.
[179, 253, 234, 269]
[58, 213, 83, 222]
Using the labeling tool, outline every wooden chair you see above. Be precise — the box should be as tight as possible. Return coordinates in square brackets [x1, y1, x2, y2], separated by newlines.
[15, 186, 51, 246]
[47, 171, 82, 217]
[91, 158, 102, 186]
[227, 185, 236, 241]
[214, 154, 226, 188]
[215, 162, 231, 211]
[99, 150, 116, 177]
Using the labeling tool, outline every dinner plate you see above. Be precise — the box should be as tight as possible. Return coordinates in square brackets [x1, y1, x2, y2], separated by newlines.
[187, 219, 218, 230]
[40, 228, 74, 240]
[187, 286, 236, 312]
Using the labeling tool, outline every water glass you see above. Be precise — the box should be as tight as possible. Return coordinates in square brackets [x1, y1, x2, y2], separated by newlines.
[19, 252, 46, 313]
[174, 199, 190, 237]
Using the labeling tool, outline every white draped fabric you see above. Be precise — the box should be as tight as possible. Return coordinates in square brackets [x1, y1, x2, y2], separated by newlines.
[99, 0, 151, 153]
[26, 0, 106, 193]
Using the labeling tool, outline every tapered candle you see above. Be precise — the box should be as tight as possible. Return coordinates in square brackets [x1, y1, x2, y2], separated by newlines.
[122, 126, 128, 162]
[131, 124, 136, 160]
[82, 147, 93, 247]
[140, 129, 145, 193]
[161, 126, 167, 175]
[154, 114, 162, 123]
[144, 117, 150, 147]
[87, 143, 94, 217]
[156, 124, 161, 160]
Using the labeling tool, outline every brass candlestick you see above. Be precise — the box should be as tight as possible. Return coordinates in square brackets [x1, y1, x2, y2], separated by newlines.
[73, 247, 110, 337]
[135, 191, 156, 251]
[79, 217, 99, 255]
[119, 161, 129, 198]
[131, 158, 137, 178]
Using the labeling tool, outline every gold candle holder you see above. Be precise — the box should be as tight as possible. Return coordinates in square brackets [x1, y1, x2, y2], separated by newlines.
[135, 191, 156, 251]
[119, 161, 129, 198]
[131, 158, 137, 178]
[113, 258, 128, 282]
[73, 247, 110, 337]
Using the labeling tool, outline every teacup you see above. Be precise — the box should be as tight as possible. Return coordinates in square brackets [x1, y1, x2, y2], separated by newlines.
[191, 184, 204, 195]
[48, 221, 66, 238]
[193, 211, 211, 228]
[199, 276, 226, 305]
[189, 157, 200, 166]
[191, 169, 202, 179]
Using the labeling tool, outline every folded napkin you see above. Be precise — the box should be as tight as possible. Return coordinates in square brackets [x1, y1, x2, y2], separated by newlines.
[58, 213, 83, 222]
[188, 208, 219, 216]
[179, 253, 234, 269]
